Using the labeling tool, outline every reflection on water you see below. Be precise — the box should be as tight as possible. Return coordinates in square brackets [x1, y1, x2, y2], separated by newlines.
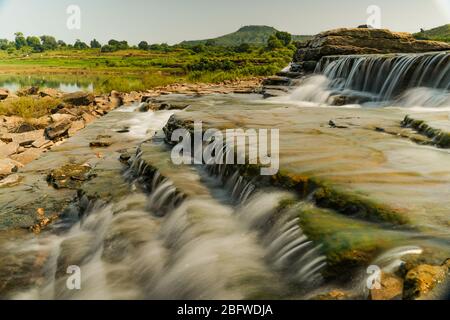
[0, 74, 94, 93]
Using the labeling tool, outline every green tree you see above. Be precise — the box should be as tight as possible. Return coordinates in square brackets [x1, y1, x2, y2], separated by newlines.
[275, 31, 292, 46]
[0, 39, 13, 50]
[58, 40, 67, 47]
[26, 36, 42, 52]
[235, 43, 251, 53]
[192, 44, 206, 53]
[138, 41, 149, 50]
[117, 41, 129, 50]
[40, 35, 58, 50]
[205, 39, 216, 47]
[101, 44, 115, 53]
[267, 35, 283, 50]
[74, 39, 89, 49]
[14, 32, 27, 49]
[90, 39, 101, 48]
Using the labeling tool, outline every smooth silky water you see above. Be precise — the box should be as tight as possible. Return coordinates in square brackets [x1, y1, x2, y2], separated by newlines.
[1, 51, 450, 299]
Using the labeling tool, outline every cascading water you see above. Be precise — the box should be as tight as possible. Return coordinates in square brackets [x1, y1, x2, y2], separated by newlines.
[282, 51, 450, 108]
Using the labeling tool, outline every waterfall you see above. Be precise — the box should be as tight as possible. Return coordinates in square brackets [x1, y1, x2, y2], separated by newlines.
[282, 51, 450, 108]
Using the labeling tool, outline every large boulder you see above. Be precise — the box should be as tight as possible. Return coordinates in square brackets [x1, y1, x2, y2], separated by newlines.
[293, 28, 450, 70]
[62, 91, 94, 106]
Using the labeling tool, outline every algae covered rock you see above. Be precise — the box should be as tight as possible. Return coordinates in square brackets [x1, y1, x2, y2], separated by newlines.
[403, 264, 449, 300]
[47, 163, 94, 189]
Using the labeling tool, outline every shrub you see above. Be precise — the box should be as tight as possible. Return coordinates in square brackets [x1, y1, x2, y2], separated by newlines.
[0, 96, 61, 118]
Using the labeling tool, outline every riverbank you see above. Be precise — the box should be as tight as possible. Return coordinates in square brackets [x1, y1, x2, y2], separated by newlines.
[0, 78, 263, 183]
[0, 47, 291, 93]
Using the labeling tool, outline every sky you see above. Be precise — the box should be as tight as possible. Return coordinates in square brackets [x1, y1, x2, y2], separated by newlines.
[0, 0, 449, 45]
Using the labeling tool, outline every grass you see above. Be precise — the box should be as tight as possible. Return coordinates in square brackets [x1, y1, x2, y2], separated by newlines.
[0, 46, 294, 93]
[0, 96, 61, 118]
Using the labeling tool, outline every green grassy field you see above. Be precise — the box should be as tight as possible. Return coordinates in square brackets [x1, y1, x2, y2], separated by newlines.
[0, 46, 294, 93]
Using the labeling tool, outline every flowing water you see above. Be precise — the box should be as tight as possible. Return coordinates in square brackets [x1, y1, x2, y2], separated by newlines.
[280, 51, 450, 110]
[1, 51, 450, 300]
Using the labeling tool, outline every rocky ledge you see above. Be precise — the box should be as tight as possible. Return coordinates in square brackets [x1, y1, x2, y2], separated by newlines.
[291, 27, 450, 74]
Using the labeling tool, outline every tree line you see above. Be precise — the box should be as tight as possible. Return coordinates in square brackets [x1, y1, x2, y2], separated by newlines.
[0, 31, 295, 54]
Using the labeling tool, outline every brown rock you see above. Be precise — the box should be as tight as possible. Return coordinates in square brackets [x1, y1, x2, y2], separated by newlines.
[45, 120, 72, 140]
[39, 88, 61, 98]
[68, 120, 85, 137]
[369, 272, 403, 300]
[0, 158, 23, 177]
[294, 28, 450, 67]
[82, 112, 97, 124]
[16, 86, 39, 97]
[50, 114, 75, 123]
[403, 264, 448, 300]
[9, 130, 45, 146]
[62, 91, 94, 106]
[0, 142, 19, 157]
[31, 136, 52, 148]
[0, 88, 9, 100]
[0, 174, 22, 188]
[10, 148, 43, 165]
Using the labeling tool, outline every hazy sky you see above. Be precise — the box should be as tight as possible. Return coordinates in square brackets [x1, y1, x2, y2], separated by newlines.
[0, 0, 449, 45]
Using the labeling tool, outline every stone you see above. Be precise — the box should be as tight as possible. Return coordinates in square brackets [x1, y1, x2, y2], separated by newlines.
[31, 136, 52, 148]
[9, 130, 45, 146]
[16, 86, 39, 97]
[39, 88, 61, 98]
[403, 264, 448, 300]
[68, 120, 85, 137]
[44, 120, 72, 140]
[137, 103, 150, 112]
[369, 272, 403, 300]
[10, 148, 43, 165]
[47, 164, 93, 189]
[0, 88, 9, 100]
[62, 91, 94, 106]
[0, 158, 23, 177]
[262, 76, 292, 86]
[50, 114, 75, 123]
[82, 112, 97, 124]
[89, 139, 113, 148]
[0, 174, 22, 188]
[0, 142, 19, 157]
[11, 122, 37, 134]
[293, 28, 450, 71]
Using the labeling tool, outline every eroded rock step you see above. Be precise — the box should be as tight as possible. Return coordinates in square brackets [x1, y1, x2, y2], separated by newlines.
[137, 128, 449, 299]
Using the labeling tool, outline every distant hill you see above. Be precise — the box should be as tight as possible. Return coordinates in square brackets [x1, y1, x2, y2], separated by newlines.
[181, 25, 312, 46]
[414, 24, 450, 42]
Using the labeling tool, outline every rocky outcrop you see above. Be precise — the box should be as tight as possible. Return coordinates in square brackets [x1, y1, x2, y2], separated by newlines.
[293, 28, 450, 73]
[62, 91, 95, 106]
